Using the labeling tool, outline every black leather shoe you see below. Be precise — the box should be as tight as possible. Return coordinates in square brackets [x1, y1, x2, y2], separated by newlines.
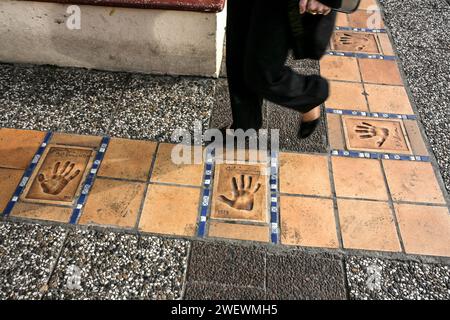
[298, 119, 320, 139]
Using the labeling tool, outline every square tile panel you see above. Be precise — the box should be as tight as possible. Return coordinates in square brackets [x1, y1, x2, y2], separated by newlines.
[97, 138, 156, 182]
[335, 12, 350, 27]
[364, 84, 413, 114]
[383, 160, 445, 204]
[338, 199, 401, 252]
[50, 133, 103, 149]
[79, 178, 146, 228]
[211, 163, 268, 223]
[11, 202, 72, 223]
[0, 168, 23, 213]
[326, 81, 368, 111]
[320, 56, 361, 82]
[0, 129, 46, 169]
[280, 196, 338, 248]
[21, 144, 95, 206]
[332, 157, 388, 201]
[279, 153, 331, 197]
[139, 184, 200, 236]
[342, 116, 412, 154]
[359, 59, 403, 85]
[395, 204, 450, 257]
[208, 221, 269, 243]
[151, 143, 204, 186]
[331, 32, 380, 54]
[348, 10, 385, 29]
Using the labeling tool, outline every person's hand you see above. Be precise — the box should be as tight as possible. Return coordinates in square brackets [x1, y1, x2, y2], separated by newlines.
[299, 0, 332, 15]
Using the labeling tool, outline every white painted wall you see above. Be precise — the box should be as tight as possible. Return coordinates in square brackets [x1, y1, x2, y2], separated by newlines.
[0, 0, 227, 77]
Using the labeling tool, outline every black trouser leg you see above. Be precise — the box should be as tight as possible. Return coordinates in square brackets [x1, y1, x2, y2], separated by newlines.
[226, 0, 263, 131]
[226, 0, 330, 130]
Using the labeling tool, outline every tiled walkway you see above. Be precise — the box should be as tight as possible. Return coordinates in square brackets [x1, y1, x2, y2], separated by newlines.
[1, 0, 450, 299]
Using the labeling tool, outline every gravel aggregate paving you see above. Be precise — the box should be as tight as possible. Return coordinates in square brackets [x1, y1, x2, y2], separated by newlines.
[109, 74, 215, 142]
[346, 256, 450, 300]
[45, 228, 190, 300]
[0, 221, 67, 300]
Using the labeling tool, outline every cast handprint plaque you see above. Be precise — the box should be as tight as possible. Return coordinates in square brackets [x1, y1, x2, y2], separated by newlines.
[342, 116, 412, 154]
[22, 145, 95, 205]
[212, 164, 268, 222]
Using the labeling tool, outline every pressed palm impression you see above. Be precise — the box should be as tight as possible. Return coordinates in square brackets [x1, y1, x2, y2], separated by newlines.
[342, 116, 412, 154]
[22, 145, 95, 205]
[211, 163, 268, 223]
[331, 31, 380, 54]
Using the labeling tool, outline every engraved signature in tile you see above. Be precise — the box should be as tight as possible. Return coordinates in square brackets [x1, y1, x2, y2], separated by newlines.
[38, 161, 81, 195]
[355, 122, 390, 147]
[219, 175, 261, 211]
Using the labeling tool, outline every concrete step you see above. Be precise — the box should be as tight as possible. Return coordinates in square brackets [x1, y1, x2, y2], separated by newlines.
[0, 0, 226, 77]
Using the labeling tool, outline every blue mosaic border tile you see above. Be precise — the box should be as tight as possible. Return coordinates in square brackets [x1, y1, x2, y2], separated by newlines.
[2, 131, 53, 217]
[197, 149, 214, 237]
[331, 149, 430, 162]
[270, 152, 279, 244]
[69, 136, 110, 224]
[326, 108, 417, 120]
[326, 51, 396, 60]
[335, 26, 386, 33]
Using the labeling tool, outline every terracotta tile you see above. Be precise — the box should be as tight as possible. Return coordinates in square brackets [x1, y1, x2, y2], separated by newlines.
[139, 184, 200, 236]
[332, 157, 388, 200]
[98, 138, 156, 181]
[280, 196, 338, 248]
[338, 199, 401, 252]
[403, 120, 428, 156]
[208, 221, 269, 242]
[0, 168, 23, 212]
[279, 153, 331, 197]
[0, 129, 46, 169]
[11, 202, 72, 223]
[383, 160, 445, 204]
[79, 178, 146, 228]
[320, 56, 361, 82]
[359, 59, 403, 85]
[377, 33, 395, 56]
[395, 204, 450, 257]
[348, 10, 384, 29]
[326, 81, 368, 111]
[151, 143, 204, 186]
[21, 145, 95, 206]
[211, 163, 268, 223]
[335, 12, 350, 27]
[331, 32, 380, 54]
[364, 84, 413, 114]
[342, 116, 412, 154]
[50, 133, 102, 149]
[358, 0, 380, 10]
[327, 113, 346, 150]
